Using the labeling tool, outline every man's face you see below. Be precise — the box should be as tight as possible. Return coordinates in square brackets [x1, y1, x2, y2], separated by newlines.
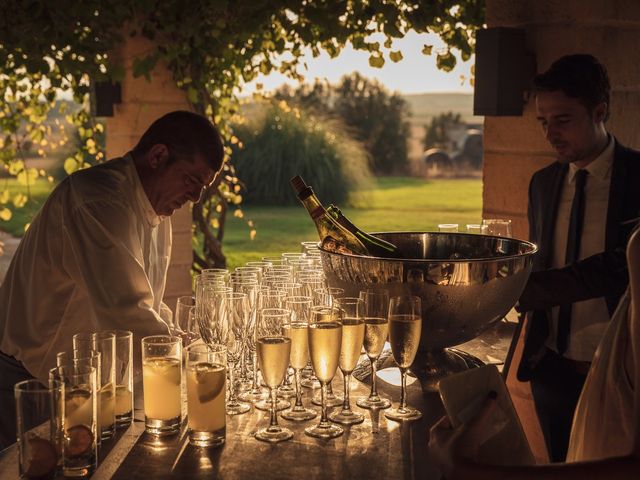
[151, 152, 218, 216]
[535, 90, 606, 164]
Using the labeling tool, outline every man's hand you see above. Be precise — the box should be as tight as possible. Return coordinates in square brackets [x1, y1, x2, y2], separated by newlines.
[428, 392, 498, 478]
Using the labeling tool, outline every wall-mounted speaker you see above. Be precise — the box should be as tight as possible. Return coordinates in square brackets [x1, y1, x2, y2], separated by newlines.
[473, 27, 536, 116]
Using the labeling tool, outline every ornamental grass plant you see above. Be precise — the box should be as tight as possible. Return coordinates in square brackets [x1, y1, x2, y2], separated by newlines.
[233, 102, 372, 206]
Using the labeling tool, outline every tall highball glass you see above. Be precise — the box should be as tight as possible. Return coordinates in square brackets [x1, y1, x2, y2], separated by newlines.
[141, 335, 182, 436]
[15, 379, 65, 479]
[49, 365, 98, 477]
[186, 344, 227, 447]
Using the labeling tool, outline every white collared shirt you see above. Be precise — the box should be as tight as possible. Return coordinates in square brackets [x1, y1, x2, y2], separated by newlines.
[0, 155, 171, 381]
[547, 137, 615, 361]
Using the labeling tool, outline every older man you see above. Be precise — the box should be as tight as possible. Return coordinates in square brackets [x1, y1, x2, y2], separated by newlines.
[0, 110, 224, 448]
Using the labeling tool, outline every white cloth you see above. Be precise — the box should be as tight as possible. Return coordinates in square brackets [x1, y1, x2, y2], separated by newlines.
[0, 155, 171, 382]
[547, 137, 614, 361]
[566, 289, 635, 461]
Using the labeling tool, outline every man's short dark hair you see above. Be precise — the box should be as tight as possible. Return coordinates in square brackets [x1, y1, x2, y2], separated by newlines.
[533, 54, 610, 121]
[133, 111, 224, 171]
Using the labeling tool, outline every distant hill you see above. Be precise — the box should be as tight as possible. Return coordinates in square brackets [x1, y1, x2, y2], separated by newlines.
[402, 92, 483, 126]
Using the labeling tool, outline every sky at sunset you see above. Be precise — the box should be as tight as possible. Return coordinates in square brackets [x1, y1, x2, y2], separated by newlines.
[241, 30, 475, 95]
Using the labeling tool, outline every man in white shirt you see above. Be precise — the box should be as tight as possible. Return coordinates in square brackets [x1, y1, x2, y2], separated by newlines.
[0, 110, 223, 448]
[516, 55, 640, 462]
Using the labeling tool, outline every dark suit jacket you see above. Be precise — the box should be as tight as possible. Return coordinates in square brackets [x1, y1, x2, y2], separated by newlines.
[517, 139, 640, 381]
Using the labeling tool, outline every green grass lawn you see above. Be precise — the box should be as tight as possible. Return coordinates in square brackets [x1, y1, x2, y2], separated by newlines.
[0, 178, 54, 236]
[0, 176, 483, 270]
[223, 177, 482, 269]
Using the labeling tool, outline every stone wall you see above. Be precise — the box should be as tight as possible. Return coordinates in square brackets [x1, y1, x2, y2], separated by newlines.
[105, 34, 193, 313]
[484, 0, 640, 463]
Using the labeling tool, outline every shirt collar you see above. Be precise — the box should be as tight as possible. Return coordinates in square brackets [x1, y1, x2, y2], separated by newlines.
[568, 135, 614, 183]
[126, 152, 162, 227]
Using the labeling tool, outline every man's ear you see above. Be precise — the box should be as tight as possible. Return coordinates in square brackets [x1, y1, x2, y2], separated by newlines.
[593, 102, 608, 123]
[147, 144, 170, 169]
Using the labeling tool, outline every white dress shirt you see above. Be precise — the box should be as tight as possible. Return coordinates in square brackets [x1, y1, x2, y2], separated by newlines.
[0, 155, 171, 381]
[546, 137, 614, 362]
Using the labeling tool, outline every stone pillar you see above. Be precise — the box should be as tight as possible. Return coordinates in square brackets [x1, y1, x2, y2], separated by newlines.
[483, 0, 640, 463]
[105, 34, 193, 313]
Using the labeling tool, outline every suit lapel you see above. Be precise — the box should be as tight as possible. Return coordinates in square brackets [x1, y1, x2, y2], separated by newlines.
[605, 141, 627, 250]
[541, 163, 568, 268]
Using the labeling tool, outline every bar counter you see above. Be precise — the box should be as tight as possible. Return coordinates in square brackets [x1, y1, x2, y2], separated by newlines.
[0, 320, 516, 479]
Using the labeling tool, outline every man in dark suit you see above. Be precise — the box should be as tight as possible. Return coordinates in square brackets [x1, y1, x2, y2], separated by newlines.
[517, 54, 640, 462]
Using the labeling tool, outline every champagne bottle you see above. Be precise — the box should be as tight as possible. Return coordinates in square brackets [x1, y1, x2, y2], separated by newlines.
[290, 175, 368, 256]
[327, 204, 401, 258]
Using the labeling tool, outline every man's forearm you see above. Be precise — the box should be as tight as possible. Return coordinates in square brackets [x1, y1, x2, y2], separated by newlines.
[519, 248, 628, 311]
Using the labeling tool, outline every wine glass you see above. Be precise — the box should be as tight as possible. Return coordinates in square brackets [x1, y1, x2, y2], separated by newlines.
[254, 308, 294, 443]
[224, 292, 251, 415]
[175, 296, 198, 346]
[482, 218, 512, 237]
[330, 297, 365, 425]
[356, 290, 392, 410]
[304, 309, 343, 439]
[385, 296, 422, 422]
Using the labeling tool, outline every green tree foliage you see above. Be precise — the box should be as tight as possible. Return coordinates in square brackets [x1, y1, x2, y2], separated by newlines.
[423, 111, 463, 149]
[0, 0, 484, 268]
[233, 101, 372, 206]
[276, 73, 412, 175]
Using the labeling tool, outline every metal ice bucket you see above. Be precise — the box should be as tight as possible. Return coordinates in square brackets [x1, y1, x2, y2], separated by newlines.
[319, 232, 537, 390]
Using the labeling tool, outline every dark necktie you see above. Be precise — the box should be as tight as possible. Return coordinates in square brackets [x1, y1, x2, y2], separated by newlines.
[557, 168, 588, 354]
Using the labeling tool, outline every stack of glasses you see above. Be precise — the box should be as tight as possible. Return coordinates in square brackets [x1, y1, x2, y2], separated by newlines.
[136, 240, 425, 448]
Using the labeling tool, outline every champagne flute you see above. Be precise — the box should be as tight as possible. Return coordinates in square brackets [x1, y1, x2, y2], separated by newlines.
[224, 292, 251, 415]
[309, 306, 343, 407]
[330, 297, 365, 425]
[281, 303, 317, 422]
[304, 310, 343, 439]
[357, 290, 392, 409]
[385, 296, 422, 422]
[241, 288, 284, 404]
[255, 308, 294, 443]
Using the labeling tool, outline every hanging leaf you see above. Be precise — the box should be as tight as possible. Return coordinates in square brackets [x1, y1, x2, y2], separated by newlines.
[368, 54, 385, 68]
[389, 51, 403, 63]
[0, 207, 12, 221]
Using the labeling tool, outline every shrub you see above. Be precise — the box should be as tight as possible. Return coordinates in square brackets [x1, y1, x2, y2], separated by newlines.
[233, 102, 372, 206]
[275, 73, 412, 175]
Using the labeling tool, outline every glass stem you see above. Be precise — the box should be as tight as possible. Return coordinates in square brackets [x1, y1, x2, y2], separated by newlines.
[370, 356, 378, 398]
[320, 383, 328, 425]
[294, 369, 303, 408]
[228, 360, 236, 404]
[269, 387, 279, 429]
[251, 351, 259, 391]
[342, 372, 351, 412]
[399, 368, 407, 412]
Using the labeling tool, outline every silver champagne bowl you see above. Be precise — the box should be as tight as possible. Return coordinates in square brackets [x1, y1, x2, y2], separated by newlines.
[319, 232, 537, 391]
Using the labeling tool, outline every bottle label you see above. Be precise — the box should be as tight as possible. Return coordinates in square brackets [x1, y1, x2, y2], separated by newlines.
[310, 206, 324, 220]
